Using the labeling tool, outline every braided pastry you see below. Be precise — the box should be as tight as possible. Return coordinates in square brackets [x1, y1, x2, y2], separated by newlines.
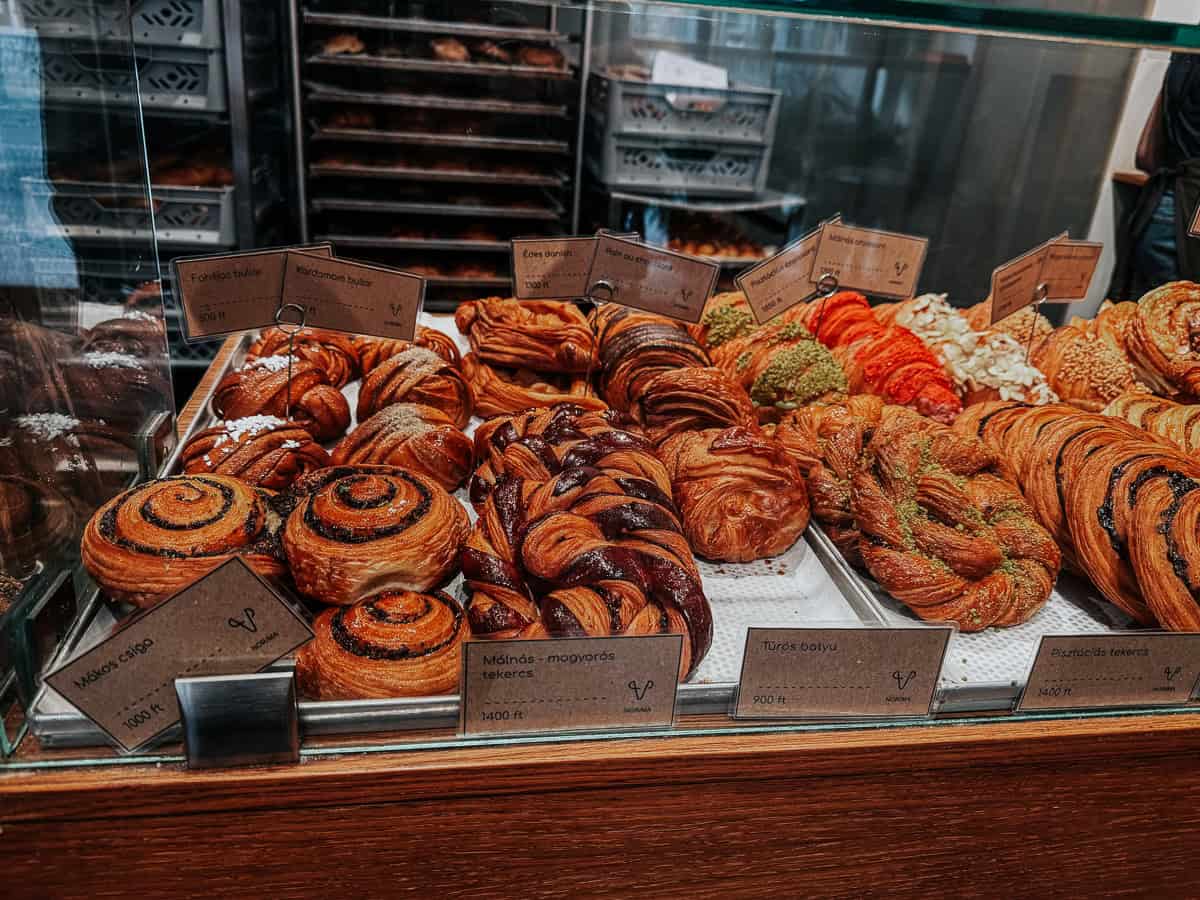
[354, 327, 461, 375]
[658, 426, 810, 562]
[590, 305, 711, 413]
[357, 346, 473, 428]
[461, 469, 712, 677]
[278, 465, 469, 604]
[462, 352, 605, 418]
[633, 367, 755, 444]
[1126, 281, 1200, 397]
[1030, 325, 1142, 411]
[80, 475, 285, 607]
[214, 356, 350, 442]
[0, 476, 73, 579]
[248, 327, 360, 388]
[455, 297, 595, 373]
[853, 407, 1060, 630]
[83, 315, 167, 359]
[182, 415, 329, 490]
[44, 351, 172, 427]
[331, 403, 473, 492]
[296, 589, 466, 699]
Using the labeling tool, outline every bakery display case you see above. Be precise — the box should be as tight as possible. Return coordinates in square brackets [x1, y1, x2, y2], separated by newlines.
[8, 0, 1200, 895]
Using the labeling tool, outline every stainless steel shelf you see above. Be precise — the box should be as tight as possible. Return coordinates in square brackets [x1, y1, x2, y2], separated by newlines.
[302, 10, 571, 43]
[316, 234, 513, 252]
[304, 81, 568, 117]
[306, 52, 573, 80]
[309, 162, 566, 187]
[311, 196, 565, 220]
[609, 188, 808, 214]
[310, 125, 569, 154]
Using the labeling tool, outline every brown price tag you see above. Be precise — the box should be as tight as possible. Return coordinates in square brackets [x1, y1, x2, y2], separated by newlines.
[172, 243, 333, 340]
[1041, 239, 1103, 301]
[809, 222, 927, 300]
[733, 626, 951, 719]
[587, 234, 719, 323]
[1018, 634, 1200, 712]
[459, 635, 682, 736]
[735, 215, 841, 324]
[510, 236, 597, 300]
[280, 251, 424, 340]
[44, 559, 313, 753]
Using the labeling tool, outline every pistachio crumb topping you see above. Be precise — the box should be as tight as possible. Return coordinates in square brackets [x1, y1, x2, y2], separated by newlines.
[702, 304, 756, 348]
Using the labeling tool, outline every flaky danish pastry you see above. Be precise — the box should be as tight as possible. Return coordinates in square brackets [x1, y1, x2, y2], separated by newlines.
[296, 590, 466, 699]
[213, 356, 350, 442]
[462, 352, 605, 418]
[1126, 281, 1200, 397]
[279, 465, 469, 605]
[455, 297, 595, 373]
[247, 327, 360, 388]
[331, 403, 473, 492]
[633, 367, 755, 444]
[0, 476, 73, 579]
[181, 415, 329, 490]
[353, 327, 461, 375]
[80, 475, 285, 607]
[590, 305, 711, 412]
[357, 346, 473, 428]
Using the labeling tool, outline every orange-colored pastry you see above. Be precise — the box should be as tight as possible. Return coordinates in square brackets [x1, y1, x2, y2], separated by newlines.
[633, 367, 755, 444]
[853, 406, 1060, 630]
[517, 45, 564, 69]
[213, 355, 350, 442]
[455, 297, 594, 373]
[590, 305, 711, 413]
[331, 403, 473, 493]
[0, 475, 73, 579]
[1126, 281, 1200, 397]
[353, 327, 461, 375]
[1104, 393, 1200, 452]
[357, 346, 473, 428]
[430, 37, 469, 61]
[296, 590, 466, 699]
[247, 327, 360, 388]
[658, 426, 810, 562]
[80, 475, 285, 607]
[279, 465, 469, 605]
[323, 33, 365, 54]
[1030, 325, 1142, 411]
[182, 415, 329, 490]
[461, 352, 604, 418]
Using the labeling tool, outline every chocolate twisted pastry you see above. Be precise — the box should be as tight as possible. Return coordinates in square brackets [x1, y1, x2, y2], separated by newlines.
[353, 327, 462, 375]
[634, 367, 755, 444]
[461, 469, 712, 678]
[590, 305, 711, 413]
[0, 475, 73, 579]
[1127, 281, 1200, 397]
[357, 346, 473, 429]
[853, 407, 1061, 630]
[182, 415, 330, 490]
[213, 356, 350, 442]
[248, 327, 360, 388]
[468, 404, 660, 511]
[80, 475, 285, 607]
[83, 315, 167, 359]
[462, 352, 605, 418]
[455, 297, 595, 373]
[331, 403, 473, 493]
[296, 589, 467, 699]
[659, 426, 810, 562]
[279, 465, 469, 605]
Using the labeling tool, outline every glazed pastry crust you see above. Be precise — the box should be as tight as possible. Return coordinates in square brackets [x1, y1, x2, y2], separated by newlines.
[182, 417, 330, 490]
[455, 297, 595, 373]
[357, 346, 473, 428]
[1127, 281, 1200, 397]
[213, 357, 351, 442]
[247, 327, 361, 388]
[590, 305, 711, 413]
[462, 352, 604, 419]
[331, 403, 473, 493]
[634, 366, 755, 444]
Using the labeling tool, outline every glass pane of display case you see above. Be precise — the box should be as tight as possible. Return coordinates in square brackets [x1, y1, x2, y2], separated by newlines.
[6, 0, 1200, 770]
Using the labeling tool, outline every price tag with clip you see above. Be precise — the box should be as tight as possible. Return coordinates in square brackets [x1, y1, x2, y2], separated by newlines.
[585, 233, 719, 324]
[735, 215, 842, 324]
[809, 222, 928, 301]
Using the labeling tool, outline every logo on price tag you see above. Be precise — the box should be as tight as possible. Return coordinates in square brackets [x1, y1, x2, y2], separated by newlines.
[809, 222, 928, 300]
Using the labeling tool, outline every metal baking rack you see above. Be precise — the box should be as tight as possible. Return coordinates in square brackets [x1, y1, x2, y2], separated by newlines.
[308, 161, 566, 188]
[311, 196, 565, 221]
[316, 234, 510, 252]
[305, 52, 574, 80]
[301, 10, 573, 44]
[304, 81, 569, 118]
[309, 125, 569, 154]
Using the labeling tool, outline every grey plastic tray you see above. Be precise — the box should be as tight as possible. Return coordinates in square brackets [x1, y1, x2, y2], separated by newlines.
[586, 128, 772, 197]
[11, 0, 224, 48]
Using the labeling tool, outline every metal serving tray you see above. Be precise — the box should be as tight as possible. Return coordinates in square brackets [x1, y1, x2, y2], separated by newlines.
[301, 10, 571, 44]
[309, 125, 570, 154]
[315, 234, 512, 252]
[310, 196, 565, 221]
[304, 81, 568, 117]
[309, 161, 566, 187]
[306, 53, 574, 81]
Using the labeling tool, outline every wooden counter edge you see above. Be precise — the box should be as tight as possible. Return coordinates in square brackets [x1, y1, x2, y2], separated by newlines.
[175, 334, 241, 435]
[4, 709, 1200, 823]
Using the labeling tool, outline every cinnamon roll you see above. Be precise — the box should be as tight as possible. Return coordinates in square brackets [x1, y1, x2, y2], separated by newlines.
[590, 305, 711, 413]
[279, 465, 469, 605]
[634, 367, 755, 444]
[659, 426, 810, 562]
[455, 297, 595, 373]
[1126, 281, 1200, 397]
[0, 476, 73, 578]
[331, 403, 473, 493]
[181, 416, 330, 490]
[357, 347, 473, 428]
[213, 356, 350, 442]
[296, 589, 466, 699]
[247, 327, 360, 388]
[354, 328, 461, 375]
[80, 475, 285, 607]
[462, 352, 604, 418]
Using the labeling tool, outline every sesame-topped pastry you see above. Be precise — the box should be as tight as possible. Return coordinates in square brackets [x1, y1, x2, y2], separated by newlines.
[1031, 325, 1143, 412]
[966, 297, 1054, 348]
[181, 415, 330, 490]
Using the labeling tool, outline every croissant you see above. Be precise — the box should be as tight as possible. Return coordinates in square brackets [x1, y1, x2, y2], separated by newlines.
[1126, 281, 1200, 397]
[80, 475, 286, 607]
[1103, 393, 1200, 452]
[713, 322, 847, 420]
[853, 406, 1060, 630]
[462, 352, 605, 418]
[0, 475, 73, 579]
[689, 291, 758, 350]
[357, 346, 473, 428]
[296, 589, 466, 699]
[1079, 299, 1138, 362]
[213, 356, 350, 442]
[354, 327, 461, 375]
[659, 426, 810, 562]
[455, 297, 595, 373]
[590, 305, 711, 413]
[247, 327, 360, 388]
[278, 465, 469, 605]
[1030, 325, 1142, 411]
[181, 415, 330, 490]
[461, 468, 711, 678]
[331, 403, 473, 492]
[633, 367, 755, 444]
